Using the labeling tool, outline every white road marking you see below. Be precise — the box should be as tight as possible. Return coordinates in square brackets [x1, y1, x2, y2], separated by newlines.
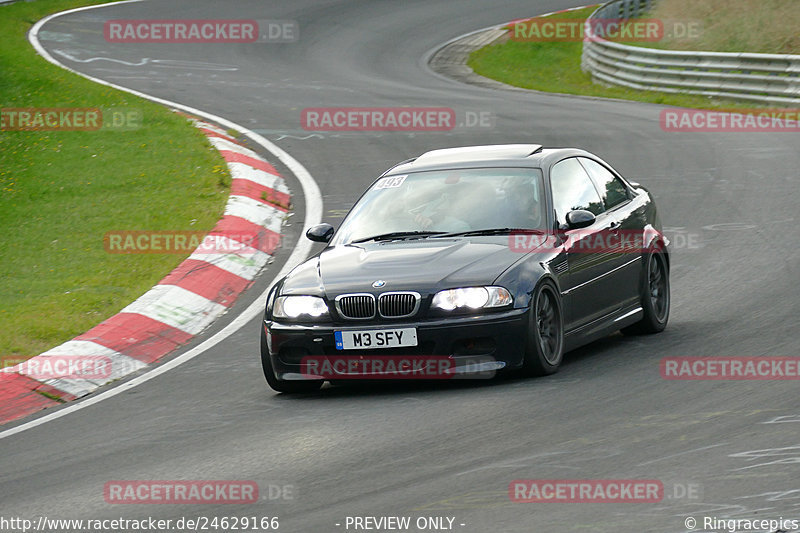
[636, 443, 729, 466]
[763, 415, 800, 424]
[52, 49, 239, 70]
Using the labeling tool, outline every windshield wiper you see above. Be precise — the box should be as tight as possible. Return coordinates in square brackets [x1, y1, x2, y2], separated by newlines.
[433, 228, 546, 238]
[351, 231, 447, 243]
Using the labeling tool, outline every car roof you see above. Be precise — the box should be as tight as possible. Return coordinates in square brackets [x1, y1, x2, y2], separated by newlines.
[414, 144, 543, 165]
[384, 144, 597, 175]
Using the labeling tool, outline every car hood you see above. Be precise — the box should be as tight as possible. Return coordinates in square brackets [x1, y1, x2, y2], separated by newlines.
[282, 237, 534, 297]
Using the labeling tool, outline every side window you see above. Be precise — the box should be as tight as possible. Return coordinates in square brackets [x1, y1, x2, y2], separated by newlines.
[550, 158, 604, 226]
[578, 157, 630, 211]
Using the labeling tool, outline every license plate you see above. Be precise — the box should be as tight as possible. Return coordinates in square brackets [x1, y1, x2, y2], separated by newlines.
[334, 328, 418, 350]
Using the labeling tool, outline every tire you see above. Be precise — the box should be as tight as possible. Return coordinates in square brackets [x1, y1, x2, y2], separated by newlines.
[622, 251, 670, 335]
[260, 326, 323, 393]
[522, 280, 565, 376]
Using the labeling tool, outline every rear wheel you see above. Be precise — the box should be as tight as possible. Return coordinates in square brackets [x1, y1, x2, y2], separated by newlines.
[260, 327, 323, 393]
[622, 251, 669, 335]
[522, 281, 564, 376]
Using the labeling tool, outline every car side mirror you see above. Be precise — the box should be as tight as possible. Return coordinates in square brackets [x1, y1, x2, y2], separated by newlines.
[306, 223, 335, 243]
[566, 210, 595, 230]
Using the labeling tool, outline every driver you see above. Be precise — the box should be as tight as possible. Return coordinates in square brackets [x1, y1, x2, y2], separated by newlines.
[503, 179, 543, 229]
[405, 176, 470, 232]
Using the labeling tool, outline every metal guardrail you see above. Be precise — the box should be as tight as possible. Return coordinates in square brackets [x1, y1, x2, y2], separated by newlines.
[581, 0, 800, 105]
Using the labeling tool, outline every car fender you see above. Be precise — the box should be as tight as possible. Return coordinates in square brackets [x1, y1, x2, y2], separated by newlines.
[494, 255, 559, 310]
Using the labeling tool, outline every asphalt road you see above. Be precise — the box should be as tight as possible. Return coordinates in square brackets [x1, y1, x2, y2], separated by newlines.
[2, 1, 799, 532]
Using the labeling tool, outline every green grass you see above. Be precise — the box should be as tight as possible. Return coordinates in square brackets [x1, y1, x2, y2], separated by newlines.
[468, 6, 768, 109]
[641, 0, 800, 54]
[0, 0, 231, 360]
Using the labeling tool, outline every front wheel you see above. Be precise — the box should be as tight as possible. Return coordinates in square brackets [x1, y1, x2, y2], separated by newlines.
[260, 327, 323, 393]
[622, 251, 670, 335]
[522, 281, 565, 376]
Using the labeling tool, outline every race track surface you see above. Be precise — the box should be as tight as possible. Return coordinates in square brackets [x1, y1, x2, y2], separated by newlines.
[2, 1, 799, 532]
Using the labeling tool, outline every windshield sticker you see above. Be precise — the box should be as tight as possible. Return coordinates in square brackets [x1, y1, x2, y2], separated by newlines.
[373, 175, 407, 190]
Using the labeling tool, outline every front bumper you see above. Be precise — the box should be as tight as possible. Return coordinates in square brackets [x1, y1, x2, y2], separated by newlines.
[263, 308, 530, 381]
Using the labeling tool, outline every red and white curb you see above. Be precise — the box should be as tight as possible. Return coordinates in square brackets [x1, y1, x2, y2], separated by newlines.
[0, 118, 290, 423]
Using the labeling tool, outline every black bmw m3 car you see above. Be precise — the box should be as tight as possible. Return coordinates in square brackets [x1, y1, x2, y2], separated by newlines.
[261, 144, 670, 392]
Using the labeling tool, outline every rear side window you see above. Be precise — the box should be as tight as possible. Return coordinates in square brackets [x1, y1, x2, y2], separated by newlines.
[578, 157, 630, 210]
[550, 158, 604, 226]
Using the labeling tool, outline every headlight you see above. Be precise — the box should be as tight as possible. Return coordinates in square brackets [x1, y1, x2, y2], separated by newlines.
[431, 286, 512, 311]
[273, 295, 330, 320]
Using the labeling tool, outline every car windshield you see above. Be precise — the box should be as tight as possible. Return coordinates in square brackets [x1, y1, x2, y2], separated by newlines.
[332, 168, 545, 244]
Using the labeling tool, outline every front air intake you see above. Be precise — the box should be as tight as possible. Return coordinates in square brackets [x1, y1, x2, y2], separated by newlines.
[378, 292, 420, 318]
[335, 294, 376, 319]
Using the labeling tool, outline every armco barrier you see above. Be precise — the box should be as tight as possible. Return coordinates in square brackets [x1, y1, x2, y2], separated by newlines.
[581, 0, 800, 105]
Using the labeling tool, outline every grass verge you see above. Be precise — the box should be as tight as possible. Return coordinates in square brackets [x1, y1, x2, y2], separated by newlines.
[467, 6, 768, 109]
[0, 0, 231, 360]
[644, 0, 800, 54]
